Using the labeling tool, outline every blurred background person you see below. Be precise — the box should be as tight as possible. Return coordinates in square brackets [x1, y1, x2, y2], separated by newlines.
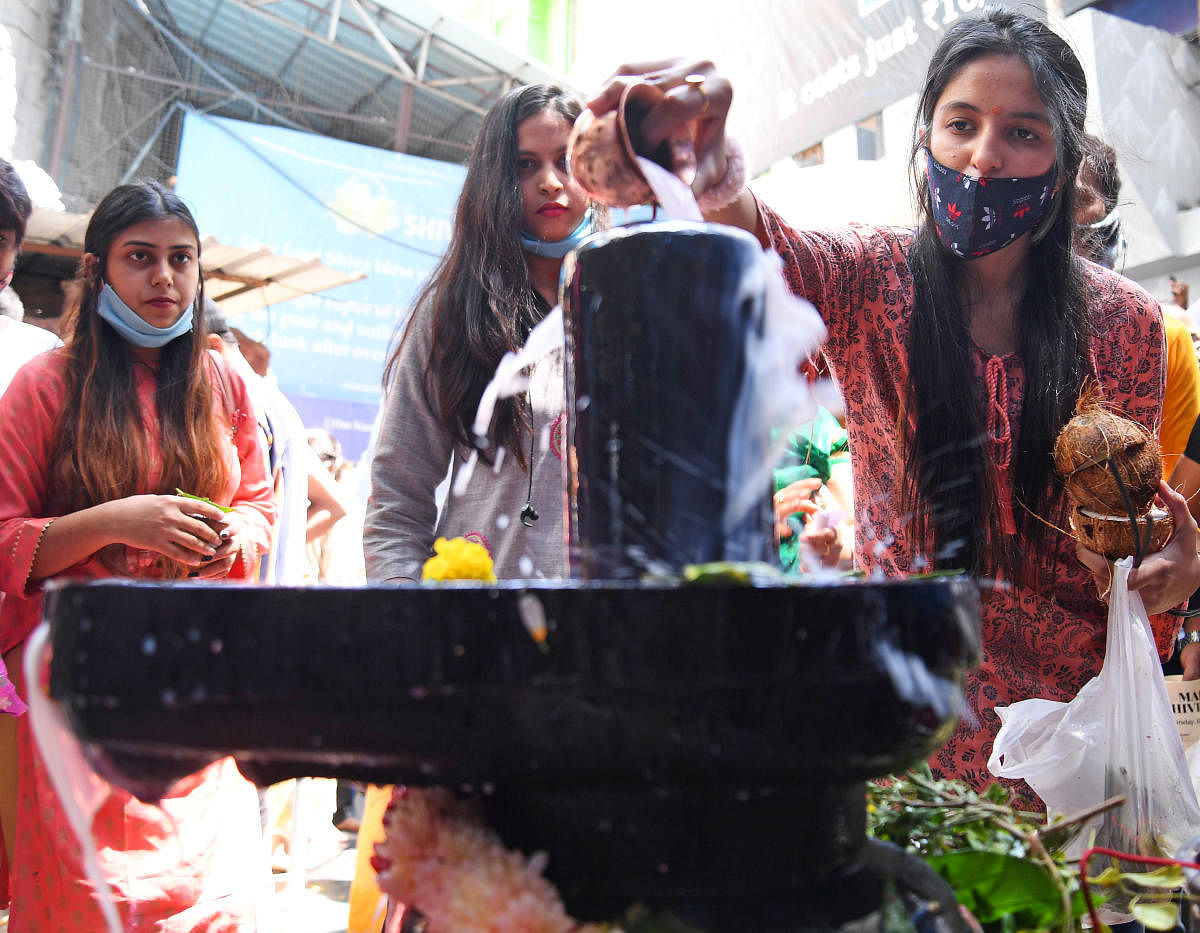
[0, 155, 57, 920]
[0, 160, 57, 398]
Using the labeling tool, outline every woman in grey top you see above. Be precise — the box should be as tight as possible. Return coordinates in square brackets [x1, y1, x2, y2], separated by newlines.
[365, 84, 599, 582]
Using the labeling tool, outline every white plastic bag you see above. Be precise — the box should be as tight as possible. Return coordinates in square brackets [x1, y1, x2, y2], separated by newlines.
[989, 557, 1200, 860]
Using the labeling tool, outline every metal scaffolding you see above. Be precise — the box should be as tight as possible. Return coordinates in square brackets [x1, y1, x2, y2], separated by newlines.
[45, 0, 570, 211]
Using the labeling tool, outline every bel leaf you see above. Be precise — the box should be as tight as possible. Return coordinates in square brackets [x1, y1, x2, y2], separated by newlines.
[1115, 866, 1186, 890]
[926, 850, 1065, 928]
[1130, 896, 1183, 931]
[175, 488, 234, 513]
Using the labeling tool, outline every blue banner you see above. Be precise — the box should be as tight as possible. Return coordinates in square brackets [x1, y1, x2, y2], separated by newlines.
[175, 112, 465, 460]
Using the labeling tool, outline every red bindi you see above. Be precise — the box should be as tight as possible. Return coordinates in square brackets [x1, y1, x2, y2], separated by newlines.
[991, 106, 1003, 115]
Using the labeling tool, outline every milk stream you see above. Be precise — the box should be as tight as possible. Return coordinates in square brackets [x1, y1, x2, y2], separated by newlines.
[25, 622, 123, 933]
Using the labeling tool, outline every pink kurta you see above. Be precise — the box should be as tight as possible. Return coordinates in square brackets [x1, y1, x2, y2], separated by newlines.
[760, 203, 1175, 796]
[0, 348, 275, 930]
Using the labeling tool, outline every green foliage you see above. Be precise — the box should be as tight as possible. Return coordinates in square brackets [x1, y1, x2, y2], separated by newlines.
[868, 765, 1090, 932]
[927, 851, 1086, 929]
[592, 767, 1192, 933]
[680, 561, 788, 586]
[1131, 895, 1186, 931]
[1088, 863, 1188, 931]
[868, 766, 1198, 933]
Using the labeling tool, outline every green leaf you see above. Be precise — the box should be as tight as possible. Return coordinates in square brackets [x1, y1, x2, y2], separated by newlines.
[1116, 866, 1186, 889]
[1089, 866, 1124, 886]
[681, 558, 792, 580]
[926, 851, 1066, 927]
[175, 489, 234, 513]
[1130, 896, 1183, 931]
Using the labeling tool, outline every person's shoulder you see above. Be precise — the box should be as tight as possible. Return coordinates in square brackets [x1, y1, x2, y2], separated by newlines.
[854, 222, 914, 260]
[202, 347, 263, 422]
[9, 342, 69, 381]
[1080, 259, 1159, 319]
[1, 342, 70, 407]
[1162, 309, 1190, 345]
[772, 218, 913, 262]
[846, 221, 913, 246]
[390, 301, 435, 366]
[0, 318, 61, 351]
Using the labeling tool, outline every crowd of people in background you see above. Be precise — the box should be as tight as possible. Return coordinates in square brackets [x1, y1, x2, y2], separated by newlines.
[0, 4, 1199, 930]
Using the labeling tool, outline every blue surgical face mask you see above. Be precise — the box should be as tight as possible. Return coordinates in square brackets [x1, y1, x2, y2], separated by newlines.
[521, 207, 595, 259]
[96, 282, 194, 348]
[924, 149, 1058, 259]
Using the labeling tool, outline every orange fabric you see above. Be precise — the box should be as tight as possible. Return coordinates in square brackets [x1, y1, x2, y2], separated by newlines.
[1161, 312, 1200, 478]
[347, 784, 392, 933]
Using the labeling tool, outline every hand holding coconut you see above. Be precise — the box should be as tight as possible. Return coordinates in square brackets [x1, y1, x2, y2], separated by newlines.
[1075, 478, 1200, 616]
[1055, 386, 1200, 614]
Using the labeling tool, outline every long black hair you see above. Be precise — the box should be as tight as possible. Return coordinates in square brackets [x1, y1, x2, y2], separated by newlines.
[902, 7, 1090, 580]
[383, 83, 586, 468]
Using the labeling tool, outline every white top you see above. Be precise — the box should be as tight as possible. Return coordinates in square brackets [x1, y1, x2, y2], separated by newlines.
[0, 318, 60, 399]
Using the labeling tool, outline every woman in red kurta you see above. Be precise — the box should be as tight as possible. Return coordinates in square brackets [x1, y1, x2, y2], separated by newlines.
[753, 215, 1172, 792]
[0, 181, 275, 930]
[587, 9, 1200, 802]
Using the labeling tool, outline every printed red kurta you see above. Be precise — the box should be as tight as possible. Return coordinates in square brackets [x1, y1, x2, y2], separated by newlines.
[0, 348, 275, 930]
[760, 203, 1174, 795]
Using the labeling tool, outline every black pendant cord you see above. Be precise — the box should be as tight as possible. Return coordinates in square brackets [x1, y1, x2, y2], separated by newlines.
[520, 426, 539, 527]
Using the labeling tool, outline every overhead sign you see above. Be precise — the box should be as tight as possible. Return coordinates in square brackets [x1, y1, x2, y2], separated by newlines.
[175, 112, 465, 460]
[1063, 0, 1198, 36]
[725, 0, 1047, 168]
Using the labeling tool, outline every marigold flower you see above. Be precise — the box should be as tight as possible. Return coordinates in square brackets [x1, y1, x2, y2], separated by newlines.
[421, 536, 498, 583]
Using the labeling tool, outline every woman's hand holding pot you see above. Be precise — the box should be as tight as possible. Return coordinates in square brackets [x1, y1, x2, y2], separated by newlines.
[583, 59, 733, 202]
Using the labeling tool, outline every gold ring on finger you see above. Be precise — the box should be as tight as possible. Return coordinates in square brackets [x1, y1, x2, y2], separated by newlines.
[685, 73, 709, 114]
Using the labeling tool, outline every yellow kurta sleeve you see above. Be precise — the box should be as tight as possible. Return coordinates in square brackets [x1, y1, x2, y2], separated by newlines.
[1160, 313, 1200, 477]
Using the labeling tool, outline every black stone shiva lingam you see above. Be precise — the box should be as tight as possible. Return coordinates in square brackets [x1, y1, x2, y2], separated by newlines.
[46, 221, 980, 932]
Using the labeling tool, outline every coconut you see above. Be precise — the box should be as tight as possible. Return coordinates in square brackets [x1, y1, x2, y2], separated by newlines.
[1053, 385, 1161, 516]
[1071, 507, 1173, 561]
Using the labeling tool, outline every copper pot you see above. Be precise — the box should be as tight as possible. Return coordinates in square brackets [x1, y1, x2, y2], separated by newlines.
[568, 82, 696, 208]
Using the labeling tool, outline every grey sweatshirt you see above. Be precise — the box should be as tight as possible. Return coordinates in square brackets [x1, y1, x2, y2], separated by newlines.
[363, 305, 569, 582]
